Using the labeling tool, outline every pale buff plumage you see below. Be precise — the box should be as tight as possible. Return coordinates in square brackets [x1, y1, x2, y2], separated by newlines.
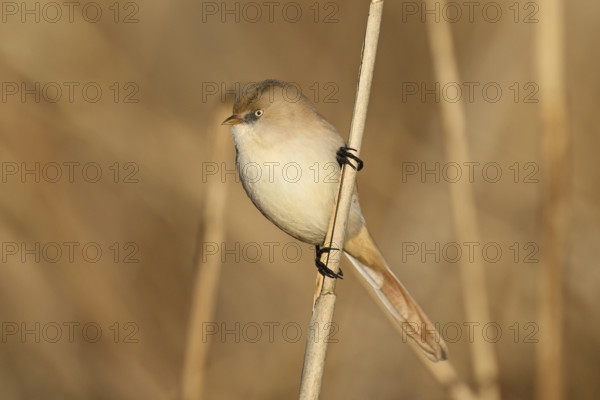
[224, 79, 448, 361]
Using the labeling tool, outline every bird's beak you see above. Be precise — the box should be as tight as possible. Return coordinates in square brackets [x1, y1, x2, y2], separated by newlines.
[222, 115, 243, 125]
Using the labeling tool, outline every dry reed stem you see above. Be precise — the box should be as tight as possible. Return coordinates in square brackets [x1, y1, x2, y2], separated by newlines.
[425, 1, 501, 399]
[298, 1, 384, 398]
[181, 104, 231, 400]
[535, 1, 569, 400]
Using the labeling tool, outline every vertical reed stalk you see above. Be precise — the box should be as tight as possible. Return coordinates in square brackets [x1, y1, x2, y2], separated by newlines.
[425, 1, 501, 399]
[182, 105, 231, 400]
[298, 1, 384, 398]
[535, 1, 570, 399]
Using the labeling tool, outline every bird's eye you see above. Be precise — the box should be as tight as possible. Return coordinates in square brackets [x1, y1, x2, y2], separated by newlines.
[254, 109, 264, 117]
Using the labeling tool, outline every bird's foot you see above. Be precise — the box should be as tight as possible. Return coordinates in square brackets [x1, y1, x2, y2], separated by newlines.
[315, 245, 343, 279]
[336, 146, 364, 171]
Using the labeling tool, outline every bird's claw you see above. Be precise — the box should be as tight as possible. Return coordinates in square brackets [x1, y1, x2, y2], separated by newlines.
[315, 245, 343, 279]
[336, 146, 364, 171]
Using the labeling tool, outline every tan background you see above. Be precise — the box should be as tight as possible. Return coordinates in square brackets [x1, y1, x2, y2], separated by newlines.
[0, 0, 598, 399]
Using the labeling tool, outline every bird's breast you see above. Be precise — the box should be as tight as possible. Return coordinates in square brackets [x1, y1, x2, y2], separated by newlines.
[234, 134, 343, 244]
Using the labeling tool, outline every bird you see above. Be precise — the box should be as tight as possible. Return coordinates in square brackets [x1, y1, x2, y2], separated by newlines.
[223, 79, 447, 362]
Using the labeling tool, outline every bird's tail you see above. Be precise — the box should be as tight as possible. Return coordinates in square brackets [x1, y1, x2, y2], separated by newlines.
[343, 226, 448, 362]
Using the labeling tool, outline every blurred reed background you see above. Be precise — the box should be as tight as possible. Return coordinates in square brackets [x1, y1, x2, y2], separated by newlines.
[0, 0, 598, 399]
